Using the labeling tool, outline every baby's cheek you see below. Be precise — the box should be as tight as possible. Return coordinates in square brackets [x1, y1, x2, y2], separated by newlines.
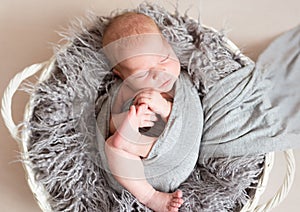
[169, 61, 180, 77]
[175, 62, 181, 75]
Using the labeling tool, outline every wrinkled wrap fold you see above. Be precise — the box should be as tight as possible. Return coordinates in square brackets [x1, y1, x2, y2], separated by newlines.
[199, 25, 300, 161]
[96, 71, 203, 193]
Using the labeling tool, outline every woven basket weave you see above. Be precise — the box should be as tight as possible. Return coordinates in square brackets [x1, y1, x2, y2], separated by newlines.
[1, 25, 296, 212]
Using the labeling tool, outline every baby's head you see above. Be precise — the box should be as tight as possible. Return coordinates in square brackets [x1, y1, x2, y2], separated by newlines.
[102, 12, 160, 46]
[103, 12, 180, 92]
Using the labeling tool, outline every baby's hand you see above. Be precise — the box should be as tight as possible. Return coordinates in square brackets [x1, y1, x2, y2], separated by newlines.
[134, 104, 158, 128]
[111, 104, 157, 134]
[133, 90, 172, 121]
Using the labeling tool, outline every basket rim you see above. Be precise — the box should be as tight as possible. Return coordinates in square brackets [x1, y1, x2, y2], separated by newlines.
[21, 58, 56, 212]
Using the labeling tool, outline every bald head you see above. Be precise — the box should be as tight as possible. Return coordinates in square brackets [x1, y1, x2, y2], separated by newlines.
[102, 12, 161, 46]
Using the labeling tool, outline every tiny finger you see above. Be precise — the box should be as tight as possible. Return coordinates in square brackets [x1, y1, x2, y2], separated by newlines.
[135, 98, 151, 106]
[140, 121, 155, 128]
[129, 105, 136, 116]
[136, 104, 148, 115]
[144, 109, 155, 115]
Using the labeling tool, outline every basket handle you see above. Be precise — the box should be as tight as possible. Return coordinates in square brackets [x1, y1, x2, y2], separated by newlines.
[1, 62, 46, 142]
[255, 149, 296, 212]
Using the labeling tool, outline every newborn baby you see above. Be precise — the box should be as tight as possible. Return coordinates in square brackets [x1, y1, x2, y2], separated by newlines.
[97, 12, 203, 212]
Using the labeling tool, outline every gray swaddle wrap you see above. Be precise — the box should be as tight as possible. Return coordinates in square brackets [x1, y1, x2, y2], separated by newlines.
[96, 71, 203, 193]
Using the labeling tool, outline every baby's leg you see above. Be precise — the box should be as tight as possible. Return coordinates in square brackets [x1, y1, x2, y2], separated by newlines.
[105, 139, 184, 211]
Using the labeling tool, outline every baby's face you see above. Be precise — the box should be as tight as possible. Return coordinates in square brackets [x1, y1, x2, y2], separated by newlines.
[115, 54, 180, 92]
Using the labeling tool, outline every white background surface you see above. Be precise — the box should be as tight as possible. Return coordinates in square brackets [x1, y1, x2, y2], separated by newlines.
[1, 0, 299, 211]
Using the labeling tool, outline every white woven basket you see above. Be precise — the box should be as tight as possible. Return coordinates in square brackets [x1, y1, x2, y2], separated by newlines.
[1, 27, 296, 212]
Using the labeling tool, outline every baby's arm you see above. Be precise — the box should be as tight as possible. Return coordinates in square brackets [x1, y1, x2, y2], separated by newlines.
[109, 104, 158, 158]
[109, 112, 126, 135]
[133, 90, 172, 122]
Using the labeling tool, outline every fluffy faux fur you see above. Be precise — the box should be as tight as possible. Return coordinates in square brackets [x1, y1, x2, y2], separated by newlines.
[24, 2, 264, 211]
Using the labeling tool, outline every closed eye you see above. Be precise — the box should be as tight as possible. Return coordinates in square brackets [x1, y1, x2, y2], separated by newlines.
[135, 70, 149, 79]
[160, 54, 170, 63]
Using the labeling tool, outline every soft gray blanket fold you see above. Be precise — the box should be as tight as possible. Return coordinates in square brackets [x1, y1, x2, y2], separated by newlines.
[95, 71, 203, 193]
[199, 25, 300, 161]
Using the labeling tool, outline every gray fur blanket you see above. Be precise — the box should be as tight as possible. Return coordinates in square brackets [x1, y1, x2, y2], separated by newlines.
[23, 3, 273, 212]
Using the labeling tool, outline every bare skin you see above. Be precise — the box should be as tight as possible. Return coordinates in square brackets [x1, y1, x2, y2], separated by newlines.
[105, 104, 184, 211]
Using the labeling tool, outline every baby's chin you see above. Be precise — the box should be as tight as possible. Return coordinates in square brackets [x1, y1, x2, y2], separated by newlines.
[155, 81, 176, 93]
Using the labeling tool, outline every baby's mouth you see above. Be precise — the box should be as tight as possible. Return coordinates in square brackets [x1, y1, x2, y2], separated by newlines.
[159, 79, 171, 88]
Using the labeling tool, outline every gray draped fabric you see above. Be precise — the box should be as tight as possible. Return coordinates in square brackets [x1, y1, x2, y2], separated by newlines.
[199, 25, 300, 161]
